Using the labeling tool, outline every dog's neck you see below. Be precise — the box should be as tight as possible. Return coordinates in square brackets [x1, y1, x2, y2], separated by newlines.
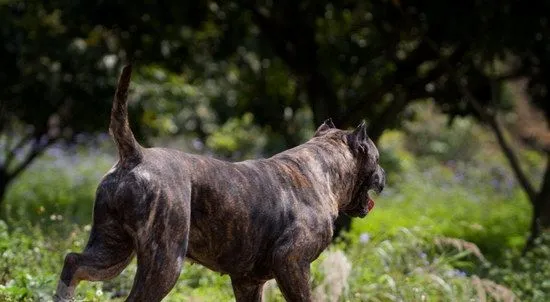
[272, 137, 360, 213]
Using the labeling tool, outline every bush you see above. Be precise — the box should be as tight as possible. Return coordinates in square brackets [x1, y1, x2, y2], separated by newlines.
[206, 112, 267, 160]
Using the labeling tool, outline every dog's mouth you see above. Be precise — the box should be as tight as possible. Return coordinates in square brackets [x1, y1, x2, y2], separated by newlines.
[346, 174, 385, 218]
[367, 189, 376, 212]
[349, 168, 385, 218]
[347, 188, 377, 218]
[358, 189, 376, 217]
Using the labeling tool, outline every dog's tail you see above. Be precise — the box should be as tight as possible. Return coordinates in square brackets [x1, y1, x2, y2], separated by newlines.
[109, 64, 143, 161]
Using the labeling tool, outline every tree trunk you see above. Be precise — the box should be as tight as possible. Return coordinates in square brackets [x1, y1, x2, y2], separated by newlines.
[522, 154, 550, 252]
[0, 180, 5, 204]
[0, 170, 9, 218]
[525, 196, 550, 251]
[526, 190, 550, 251]
[538, 197, 550, 233]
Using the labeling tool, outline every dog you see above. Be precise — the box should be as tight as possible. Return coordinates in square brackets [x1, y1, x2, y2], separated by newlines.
[54, 65, 385, 302]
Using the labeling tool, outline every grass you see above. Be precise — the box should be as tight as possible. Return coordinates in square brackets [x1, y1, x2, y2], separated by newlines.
[0, 221, 498, 302]
[351, 168, 531, 261]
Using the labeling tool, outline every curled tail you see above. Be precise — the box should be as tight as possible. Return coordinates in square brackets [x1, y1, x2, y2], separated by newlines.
[109, 64, 143, 161]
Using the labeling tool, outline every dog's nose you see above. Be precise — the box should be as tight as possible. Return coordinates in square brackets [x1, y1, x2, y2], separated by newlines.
[377, 167, 386, 193]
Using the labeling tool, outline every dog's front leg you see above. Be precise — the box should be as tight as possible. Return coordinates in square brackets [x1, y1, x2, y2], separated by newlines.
[230, 276, 266, 302]
[272, 259, 313, 302]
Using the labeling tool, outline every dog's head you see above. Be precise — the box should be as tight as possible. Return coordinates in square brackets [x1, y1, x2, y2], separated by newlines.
[314, 119, 386, 218]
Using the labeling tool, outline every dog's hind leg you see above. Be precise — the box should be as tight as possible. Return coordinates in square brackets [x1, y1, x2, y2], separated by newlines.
[125, 198, 190, 302]
[54, 223, 134, 302]
[125, 232, 188, 301]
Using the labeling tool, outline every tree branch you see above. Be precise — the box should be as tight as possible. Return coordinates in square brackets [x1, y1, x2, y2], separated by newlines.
[425, 38, 537, 203]
[341, 43, 464, 128]
[484, 95, 537, 203]
[4, 133, 34, 169]
[9, 136, 57, 179]
[524, 153, 550, 251]
[495, 68, 527, 81]
[2, 128, 13, 163]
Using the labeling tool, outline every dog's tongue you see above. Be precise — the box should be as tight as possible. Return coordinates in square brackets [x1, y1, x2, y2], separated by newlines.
[367, 197, 375, 212]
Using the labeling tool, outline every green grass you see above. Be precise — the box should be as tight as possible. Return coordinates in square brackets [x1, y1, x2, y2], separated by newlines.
[0, 221, 495, 302]
[351, 171, 531, 261]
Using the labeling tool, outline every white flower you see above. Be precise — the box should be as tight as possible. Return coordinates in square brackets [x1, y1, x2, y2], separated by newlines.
[359, 233, 370, 244]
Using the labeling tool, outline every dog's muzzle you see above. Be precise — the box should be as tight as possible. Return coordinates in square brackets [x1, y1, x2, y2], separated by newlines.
[372, 166, 386, 194]
[362, 166, 385, 217]
[345, 166, 386, 218]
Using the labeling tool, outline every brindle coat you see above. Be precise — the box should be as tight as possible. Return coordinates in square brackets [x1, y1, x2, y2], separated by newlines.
[54, 65, 385, 302]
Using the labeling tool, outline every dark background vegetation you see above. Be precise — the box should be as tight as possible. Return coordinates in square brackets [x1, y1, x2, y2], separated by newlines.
[1, 0, 550, 301]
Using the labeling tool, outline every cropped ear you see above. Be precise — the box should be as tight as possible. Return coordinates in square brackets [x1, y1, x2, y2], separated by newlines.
[348, 120, 369, 153]
[314, 118, 336, 137]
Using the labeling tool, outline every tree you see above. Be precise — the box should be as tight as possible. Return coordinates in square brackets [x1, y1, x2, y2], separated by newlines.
[386, 0, 550, 247]
[3, 0, 550, 248]
[0, 1, 119, 204]
[0, 0, 210, 204]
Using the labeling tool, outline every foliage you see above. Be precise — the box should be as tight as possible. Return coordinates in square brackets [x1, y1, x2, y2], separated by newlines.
[343, 229, 500, 301]
[403, 102, 485, 163]
[3, 1, 550, 246]
[206, 112, 267, 160]
[1, 1, 550, 300]
[132, 66, 216, 138]
[3, 0, 549, 138]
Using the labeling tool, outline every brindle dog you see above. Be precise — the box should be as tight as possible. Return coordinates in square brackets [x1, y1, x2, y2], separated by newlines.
[54, 65, 385, 302]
